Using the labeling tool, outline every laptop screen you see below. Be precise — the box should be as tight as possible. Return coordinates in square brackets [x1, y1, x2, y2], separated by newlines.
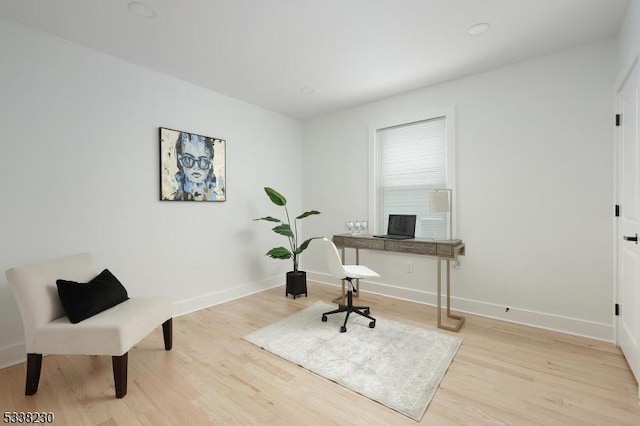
[387, 214, 417, 237]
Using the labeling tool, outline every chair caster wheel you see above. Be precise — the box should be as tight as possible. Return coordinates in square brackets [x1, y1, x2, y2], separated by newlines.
[364, 309, 370, 315]
[369, 321, 375, 328]
[340, 326, 347, 333]
[322, 315, 327, 322]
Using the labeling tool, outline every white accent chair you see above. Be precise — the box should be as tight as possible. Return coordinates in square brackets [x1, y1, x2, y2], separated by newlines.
[320, 237, 379, 332]
[5, 252, 173, 398]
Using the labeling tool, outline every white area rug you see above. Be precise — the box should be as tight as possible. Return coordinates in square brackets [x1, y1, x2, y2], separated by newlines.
[244, 302, 463, 421]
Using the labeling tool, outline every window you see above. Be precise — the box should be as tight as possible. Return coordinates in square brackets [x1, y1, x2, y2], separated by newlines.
[369, 108, 455, 239]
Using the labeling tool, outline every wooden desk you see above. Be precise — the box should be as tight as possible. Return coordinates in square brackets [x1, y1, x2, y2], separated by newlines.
[332, 234, 466, 332]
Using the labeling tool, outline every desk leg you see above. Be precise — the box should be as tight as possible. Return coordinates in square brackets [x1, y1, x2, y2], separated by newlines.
[437, 259, 442, 329]
[355, 247, 360, 298]
[331, 247, 347, 304]
[437, 258, 465, 332]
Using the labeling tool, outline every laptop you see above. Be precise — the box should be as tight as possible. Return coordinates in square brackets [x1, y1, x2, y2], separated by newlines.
[373, 214, 416, 239]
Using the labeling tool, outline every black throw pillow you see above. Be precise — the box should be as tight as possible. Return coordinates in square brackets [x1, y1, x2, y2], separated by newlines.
[56, 269, 129, 324]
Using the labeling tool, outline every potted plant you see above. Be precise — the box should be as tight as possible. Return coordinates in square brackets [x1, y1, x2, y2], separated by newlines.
[254, 187, 321, 298]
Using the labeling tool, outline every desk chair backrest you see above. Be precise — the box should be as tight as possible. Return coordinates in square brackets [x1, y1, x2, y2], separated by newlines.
[323, 237, 349, 279]
[6, 253, 96, 352]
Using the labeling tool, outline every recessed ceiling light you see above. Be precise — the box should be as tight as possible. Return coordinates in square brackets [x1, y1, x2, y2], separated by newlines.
[467, 22, 491, 36]
[299, 87, 315, 95]
[128, 1, 157, 18]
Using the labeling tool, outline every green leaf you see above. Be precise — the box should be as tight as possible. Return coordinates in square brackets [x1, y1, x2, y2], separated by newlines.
[296, 210, 321, 220]
[266, 247, 292, 259]
[294, 237, 322, 254]
[264, 187, 287, 206]
[253, 216, 282, 222]
[272, 224, 294, 237]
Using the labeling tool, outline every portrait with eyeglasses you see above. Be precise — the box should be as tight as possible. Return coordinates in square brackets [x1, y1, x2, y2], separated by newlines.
[160, 127, 226, 201]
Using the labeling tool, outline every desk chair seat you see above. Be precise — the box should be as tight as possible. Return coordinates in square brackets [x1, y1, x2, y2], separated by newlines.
[321, 238, 379, 332]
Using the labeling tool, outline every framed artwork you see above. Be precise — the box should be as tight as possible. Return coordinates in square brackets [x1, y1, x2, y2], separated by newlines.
[160, 127, 226, 201]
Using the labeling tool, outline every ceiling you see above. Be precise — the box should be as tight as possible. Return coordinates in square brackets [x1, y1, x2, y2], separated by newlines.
[0, 0, 631, 120]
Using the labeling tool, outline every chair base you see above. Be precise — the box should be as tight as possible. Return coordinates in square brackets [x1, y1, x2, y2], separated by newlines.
[321, 281, 376, 332]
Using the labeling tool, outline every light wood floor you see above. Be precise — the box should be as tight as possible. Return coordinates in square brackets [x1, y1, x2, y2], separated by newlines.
[2, 282, 640, 425]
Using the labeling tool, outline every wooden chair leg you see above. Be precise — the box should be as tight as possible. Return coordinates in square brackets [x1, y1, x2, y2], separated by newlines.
[162, 318, 173, 350]
[112, 353, 128, 398]
[25, 353, 42, 395]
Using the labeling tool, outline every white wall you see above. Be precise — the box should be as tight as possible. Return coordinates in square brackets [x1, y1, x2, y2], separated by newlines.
[0, 10, 627, 368]
[302, 40, 616, 340]
[618, 0, 640, 74]
[0, 18, 302, 367]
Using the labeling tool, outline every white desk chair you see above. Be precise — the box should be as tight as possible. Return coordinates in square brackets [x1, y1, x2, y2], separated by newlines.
[321, 237, 379, 332]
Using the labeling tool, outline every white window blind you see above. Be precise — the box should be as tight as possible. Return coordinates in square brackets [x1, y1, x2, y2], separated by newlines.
[377, 117, 448, 238]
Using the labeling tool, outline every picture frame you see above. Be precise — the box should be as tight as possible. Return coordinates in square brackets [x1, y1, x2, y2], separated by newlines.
[159, 127, 226, 202]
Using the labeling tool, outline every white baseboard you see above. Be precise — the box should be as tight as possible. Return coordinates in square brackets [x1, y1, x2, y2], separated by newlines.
[1, 273, 613, 370]
[0, 341, 26, 369]
[172, 275, 283, 318]
[306, 271, 614, 343]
